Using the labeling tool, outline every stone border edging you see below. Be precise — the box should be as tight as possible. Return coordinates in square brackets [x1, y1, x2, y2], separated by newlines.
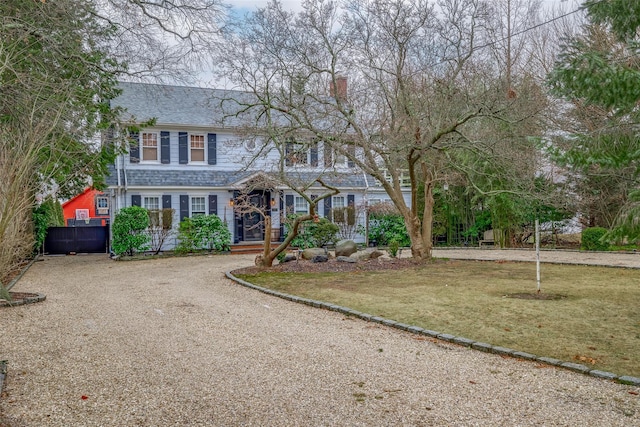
[225, 270, 640, 387]
[0, 293, 46, 308]
[6, 256, 39, 291]
[0, 360, 6, 397]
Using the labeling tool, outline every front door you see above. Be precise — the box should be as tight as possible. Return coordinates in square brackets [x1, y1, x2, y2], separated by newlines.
[242, 192, 267, 241]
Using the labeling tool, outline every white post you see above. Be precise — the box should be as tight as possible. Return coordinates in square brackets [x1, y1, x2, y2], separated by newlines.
[535, 219, 541, 293]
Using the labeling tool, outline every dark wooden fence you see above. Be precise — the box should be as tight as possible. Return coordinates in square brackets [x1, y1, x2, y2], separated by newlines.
[44, 226, 109, 254]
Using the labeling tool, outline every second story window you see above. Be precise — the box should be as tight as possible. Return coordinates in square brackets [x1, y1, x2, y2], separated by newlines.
[96, 196, 109, 215]
[141, 132, 158, 161]
[190, 134, 205, 162]
[285, 141, 309, 166]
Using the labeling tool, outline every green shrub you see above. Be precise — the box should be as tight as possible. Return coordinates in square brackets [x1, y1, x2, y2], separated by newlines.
[286, 216, 339, 249]
[581, 227, 610, 251]
[388, 239, 400, 258]
[32, 196, 64, 253]
[112, 206, 150, 256]
[368, 213, 410, 247]
[176, 214, 231, 253]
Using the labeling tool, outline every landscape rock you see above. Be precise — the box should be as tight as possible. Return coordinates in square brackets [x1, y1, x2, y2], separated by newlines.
[335, 240, 357, 257]
[336, 256, 358, 263]
[281, 255, 297, 263]
[352, 249, 384, 260]
[311, 255, 329, 263]
[301, 248, 327, 260]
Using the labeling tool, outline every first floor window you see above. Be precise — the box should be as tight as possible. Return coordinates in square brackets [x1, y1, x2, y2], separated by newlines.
[332, 196, 346, 223]
[144, 196, 161, 226]
[141, 132, 158, 161]
[190, 134, 205, 162]
[191, 196, 206, 216]
[294, 196, 309, 214]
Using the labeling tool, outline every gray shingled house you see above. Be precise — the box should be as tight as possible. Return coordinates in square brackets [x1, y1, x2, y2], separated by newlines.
[105, 82, 401, 250]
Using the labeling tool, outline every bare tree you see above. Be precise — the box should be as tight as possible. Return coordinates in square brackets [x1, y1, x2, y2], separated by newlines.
[92, 0, 227, 84]
[216, 0, 547, 261]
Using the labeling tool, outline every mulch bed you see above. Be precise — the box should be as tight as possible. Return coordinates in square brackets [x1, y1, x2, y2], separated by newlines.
[234, 256, 432, 275]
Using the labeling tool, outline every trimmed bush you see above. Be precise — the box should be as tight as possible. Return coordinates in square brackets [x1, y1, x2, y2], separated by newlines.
[112, 206, 150, 256]
[176, 214, 231, 253]
[581, 227, 609, 251]
[286, 216, 339, 249]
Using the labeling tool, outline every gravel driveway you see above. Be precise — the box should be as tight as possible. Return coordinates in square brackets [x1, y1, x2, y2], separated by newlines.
[1, 252, 639, 426]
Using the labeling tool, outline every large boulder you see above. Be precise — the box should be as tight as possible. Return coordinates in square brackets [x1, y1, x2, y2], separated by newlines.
[335, 239, 357, 257]
[301, 247, 327, 260]
[353, 248, 384, 261]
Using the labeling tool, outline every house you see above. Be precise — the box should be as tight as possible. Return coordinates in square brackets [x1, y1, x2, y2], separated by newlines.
[105, 82, 408, 249]
[62, 188, 110, 227]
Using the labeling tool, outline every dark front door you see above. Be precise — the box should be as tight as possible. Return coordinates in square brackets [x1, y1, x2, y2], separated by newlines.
[243, 192, 268, 241]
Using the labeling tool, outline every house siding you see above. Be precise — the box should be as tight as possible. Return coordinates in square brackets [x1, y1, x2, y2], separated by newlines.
[107, 82, 410, 250]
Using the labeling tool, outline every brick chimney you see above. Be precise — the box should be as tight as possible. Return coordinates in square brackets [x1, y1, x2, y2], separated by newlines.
[330, 75, 347, 100]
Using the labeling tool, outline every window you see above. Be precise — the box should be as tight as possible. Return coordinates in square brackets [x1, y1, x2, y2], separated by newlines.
[382, 169, 411, 187]
[191, 196, 206, 216]
[144, 196, 161, 226]
[294, 196, 308, 214]
[141, 132, 158, 161]
[190, 134, 205, 162]
[285, 141, 309, 166]
[332, 196, 346, 223]
[96, 196, 109, 215]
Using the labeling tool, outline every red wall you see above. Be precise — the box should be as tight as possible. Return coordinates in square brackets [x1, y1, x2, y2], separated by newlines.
[62, 188, 109, 226]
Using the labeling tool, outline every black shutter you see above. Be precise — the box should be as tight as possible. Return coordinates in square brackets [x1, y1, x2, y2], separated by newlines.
[285, 194, 294, 214]
[129, 131, 140, 163]
[162, 195, 172, 209]
[324, 196, 332, 220]
[207, 133, 217, 165]
[160, 131, 170, 164]
[179, 132, 188, 164]
[279, 191, 285, 241]
[180, 195, 189, 221]
[233, 190, 242, 243]
[131, 195, 141, 207]
[209, 195, 218, 215]
[310, 142, 318, 167]
[347, 194, 355, 207]
[324, 144, 332, 167]
[285, 142, 293, 166]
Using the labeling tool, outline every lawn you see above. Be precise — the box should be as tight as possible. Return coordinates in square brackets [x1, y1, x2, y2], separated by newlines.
[236, 260, 640, 377]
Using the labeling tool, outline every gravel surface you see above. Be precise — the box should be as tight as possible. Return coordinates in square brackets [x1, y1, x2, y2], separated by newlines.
[1, 252, 639, 426]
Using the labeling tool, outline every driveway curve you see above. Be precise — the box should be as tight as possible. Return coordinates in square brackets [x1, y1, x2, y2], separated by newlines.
[1, 253, 638, 426]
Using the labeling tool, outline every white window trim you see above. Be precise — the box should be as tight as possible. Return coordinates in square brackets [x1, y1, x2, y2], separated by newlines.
[294, 196, 309, 214]
[286, 142, 310, 166]
[189, 133, 206, 164]
[191, 196, 207, 216]
[140, 131, 160, 163]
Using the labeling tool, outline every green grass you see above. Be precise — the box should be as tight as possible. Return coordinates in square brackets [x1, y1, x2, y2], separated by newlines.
[236, 260, 640, 377]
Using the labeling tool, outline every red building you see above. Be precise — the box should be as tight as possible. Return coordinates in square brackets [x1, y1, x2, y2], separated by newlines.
[62, 188, 110, 226]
